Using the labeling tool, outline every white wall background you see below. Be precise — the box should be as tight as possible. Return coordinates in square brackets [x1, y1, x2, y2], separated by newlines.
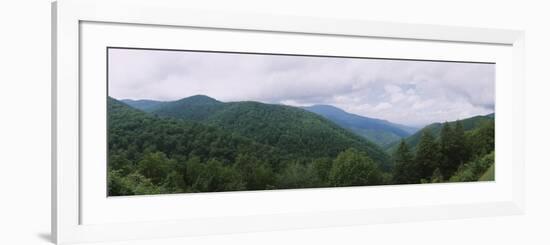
[0, 0, 548, 244]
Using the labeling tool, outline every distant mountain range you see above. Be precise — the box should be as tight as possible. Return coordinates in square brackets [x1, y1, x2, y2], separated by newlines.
[303, 105, 418, 146]
[121, 99, 166, 112]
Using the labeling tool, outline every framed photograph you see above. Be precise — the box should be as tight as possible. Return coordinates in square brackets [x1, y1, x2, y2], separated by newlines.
[52, 0, 525, 244]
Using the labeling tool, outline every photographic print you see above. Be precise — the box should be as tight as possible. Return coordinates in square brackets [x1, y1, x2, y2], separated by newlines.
[107, 47, 495, 196]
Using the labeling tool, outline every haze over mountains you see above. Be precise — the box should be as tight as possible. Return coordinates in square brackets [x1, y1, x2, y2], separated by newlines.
[303, 104, 418, 147]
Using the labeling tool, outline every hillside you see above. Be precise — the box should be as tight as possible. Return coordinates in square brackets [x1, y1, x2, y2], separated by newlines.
[109, 97, 279, 165]
[303, 104, 417, 146]
[148, 95, 225, 121]
[143, 96, 391, 167]
[385, 113, 495, 154]
[121, 99, 166, 112]
[108, 97, 391, 195]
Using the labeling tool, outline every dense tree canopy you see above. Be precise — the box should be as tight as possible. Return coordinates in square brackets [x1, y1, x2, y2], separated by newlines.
[108, 97, 392, 195]
[108, 96, 495, 196]
[392, 140, 417, 184]
[415, 130, 441, 181]
[329, 148, 382, 186]
[390, 119, 494, 184]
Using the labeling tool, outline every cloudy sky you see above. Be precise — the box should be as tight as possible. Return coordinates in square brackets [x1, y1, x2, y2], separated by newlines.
[108, 48, 494, 127]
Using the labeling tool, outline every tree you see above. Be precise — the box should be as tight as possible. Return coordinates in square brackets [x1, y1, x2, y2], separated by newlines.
[189, 158, 245, 192]
[392, 140, 418, 184]
[162, 170, 187, 193]
[137, 151, 176, 185]
[438, 120, 471, 179]
[449, 151, 494, 182]
[108, 170, 162, 196]
[431, 168, 444, 183]
[439, 122, 455, 179]
[234, 154, 275, 190]
[453, 121, 469, 165]
[329, 148, 382, 186]
[467, 121, 494, 157]
[276, 161, 317, 189]
[311, 157, 333, 186]
[415, 130, 441, 181]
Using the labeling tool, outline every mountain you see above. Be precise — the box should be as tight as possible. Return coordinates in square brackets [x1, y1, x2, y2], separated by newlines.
[149, 95, 225, 121]
[110, 96, 494, 195]
[131, 95, 392, 168]
[109, 97, 277, 161]
[109, 97, 392, 195]
[108, 97, 289, 194]
[385, 113, 495, 153]
[303, 105, 417, 146]
[120, 99, 166, 112]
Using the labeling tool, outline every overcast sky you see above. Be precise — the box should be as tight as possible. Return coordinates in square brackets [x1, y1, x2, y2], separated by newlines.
[108, 48, 494, 127]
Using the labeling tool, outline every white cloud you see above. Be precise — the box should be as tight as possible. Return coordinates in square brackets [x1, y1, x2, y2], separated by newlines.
[108, 48, 495, 126]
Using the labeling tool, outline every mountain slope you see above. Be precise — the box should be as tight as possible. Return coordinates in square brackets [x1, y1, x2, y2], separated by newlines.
[149, 95, 226, 121]
[109, 97, 279, 163]
[303, 105, 417, 146]
[109, 97, 393, 195]
[121, 99, 166, 112]
[385, 113, 495, 153]
[147, 96, 392, 168]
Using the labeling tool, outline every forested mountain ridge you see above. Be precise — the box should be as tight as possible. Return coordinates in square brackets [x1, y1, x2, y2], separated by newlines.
[109, 96, 393, 195]
[120, 99, 166, 112]
[385, 113, 495, 153]
[126, 95, 392, 167]
[303, 104, 417, 146]
[109, 97, 281, 168]
[149, 95, 226, 121]
[125, 98, 418, 147]
[391, 114, 494, 184]
[112, 95, 494, 195]
[108, 97, 285, 195]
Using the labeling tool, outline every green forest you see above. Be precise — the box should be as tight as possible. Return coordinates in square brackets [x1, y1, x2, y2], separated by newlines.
[108, 95, 495, 196]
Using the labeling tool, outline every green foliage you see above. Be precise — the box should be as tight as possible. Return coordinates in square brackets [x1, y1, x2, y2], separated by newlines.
[385, 113, 494, 153]
[329, 148, 383, 186]
[449, 152, 495, 182]
[311, 157, 333, 185]
[108, 170, 162, 196]
[234, 154, 275, 190]
[147, 96, 392, 168]
[109, 95, 495, 195]
[439, 121, 470, 178]
[152, 95, 225, 121]
[276, 161, 318, 189]
[392, 140, 418, 184]
[415, 130, 441, 180]
[187, 158, 246, 192]
[431, 168, 444, 183]
[467, 121, 495, 158]
[137, 151, 176, 185]
[107, 97, 281, 195]
[478, 164, 495, 181]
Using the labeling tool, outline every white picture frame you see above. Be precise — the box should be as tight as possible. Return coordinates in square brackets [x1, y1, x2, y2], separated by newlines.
[52, 0, 525, 244]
